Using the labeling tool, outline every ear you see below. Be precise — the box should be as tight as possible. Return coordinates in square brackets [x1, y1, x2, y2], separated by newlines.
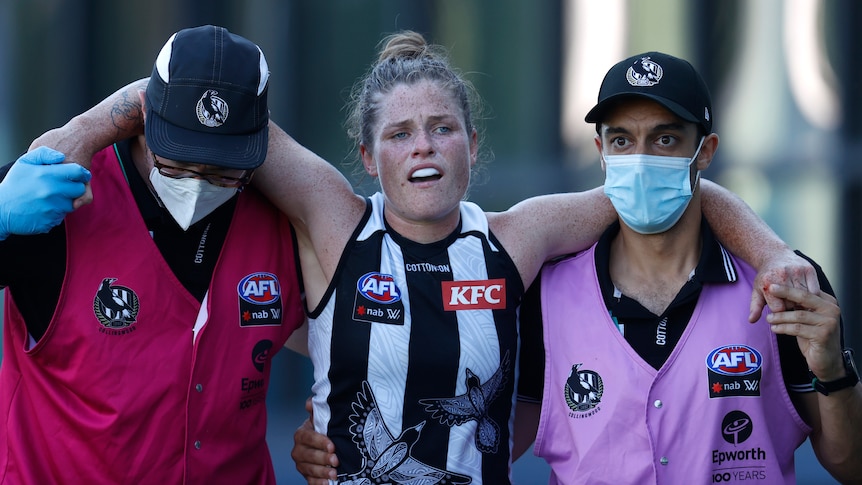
[695, 133, 719, 171]
[594, 134, 606, 171]
[469, 128, 478, 167]
[360, 144, 378, 177]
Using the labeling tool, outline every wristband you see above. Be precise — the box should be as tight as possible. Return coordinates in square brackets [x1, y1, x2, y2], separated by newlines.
[809, 349, 860, 396]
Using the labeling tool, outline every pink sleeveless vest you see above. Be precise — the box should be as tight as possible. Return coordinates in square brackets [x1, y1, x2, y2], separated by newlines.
[534, 246, 810, 485]
[0, 146, 304, 484]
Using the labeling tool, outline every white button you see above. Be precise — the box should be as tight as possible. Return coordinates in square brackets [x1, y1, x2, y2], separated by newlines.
[654, 400, 663, 408]
[660, 457, 668, 465]
[194, 441, 201, 450]
[196, 384, 203, 392]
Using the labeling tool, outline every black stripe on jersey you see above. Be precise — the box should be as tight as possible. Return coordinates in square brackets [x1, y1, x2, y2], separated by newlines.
[400, 236, 461, 468]
[482, 230, 522, 481]
[327, 234, 379, 460]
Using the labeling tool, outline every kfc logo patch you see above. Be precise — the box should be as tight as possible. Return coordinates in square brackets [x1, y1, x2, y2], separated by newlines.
[442, 279, 506, 311]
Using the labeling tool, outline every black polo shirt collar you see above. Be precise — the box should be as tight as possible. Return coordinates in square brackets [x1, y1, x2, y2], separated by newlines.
[595, 219, 738, 318]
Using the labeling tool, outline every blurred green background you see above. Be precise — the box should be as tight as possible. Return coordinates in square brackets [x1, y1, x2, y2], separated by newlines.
[1, 1, 857, 483]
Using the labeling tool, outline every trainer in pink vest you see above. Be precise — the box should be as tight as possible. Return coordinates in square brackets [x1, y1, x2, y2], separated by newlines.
[0, 146, 304, 484]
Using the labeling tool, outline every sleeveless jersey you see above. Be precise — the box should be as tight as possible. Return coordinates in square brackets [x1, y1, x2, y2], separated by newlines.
[0, 146, 304, 484]
[534, 245, 810, 485]
[308, 192, 524, 485]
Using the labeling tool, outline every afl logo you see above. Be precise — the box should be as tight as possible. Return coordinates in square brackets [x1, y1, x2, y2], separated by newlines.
[626, 56, 663, 87]
[706, 345, 763, 376]
[238, 273, 281, 305]
[357, 272, 402, 304]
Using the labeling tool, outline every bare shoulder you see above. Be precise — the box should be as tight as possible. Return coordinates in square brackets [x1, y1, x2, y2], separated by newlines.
[487, 211, 548, 289]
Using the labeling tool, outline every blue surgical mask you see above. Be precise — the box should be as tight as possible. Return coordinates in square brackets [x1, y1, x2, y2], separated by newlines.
[602, 138, 704, 235]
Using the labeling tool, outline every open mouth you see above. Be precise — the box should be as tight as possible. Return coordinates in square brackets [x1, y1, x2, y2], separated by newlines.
[409, 167, 442, 182]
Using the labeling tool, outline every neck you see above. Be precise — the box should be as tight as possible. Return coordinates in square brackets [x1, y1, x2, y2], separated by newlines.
[608, 203, 703, 314]
[132, 136, 154, 191]
[382, 204, 461, 245]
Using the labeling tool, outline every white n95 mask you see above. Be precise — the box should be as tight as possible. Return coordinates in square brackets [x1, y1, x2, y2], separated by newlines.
[149, 168, 238, 231]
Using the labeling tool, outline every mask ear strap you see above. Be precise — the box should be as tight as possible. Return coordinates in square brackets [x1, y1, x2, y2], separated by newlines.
[690, 136, 706, 191]
[690, 136, 706, 164]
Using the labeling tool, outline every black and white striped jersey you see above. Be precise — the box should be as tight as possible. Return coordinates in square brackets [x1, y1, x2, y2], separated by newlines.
[308, 192, 525, 484]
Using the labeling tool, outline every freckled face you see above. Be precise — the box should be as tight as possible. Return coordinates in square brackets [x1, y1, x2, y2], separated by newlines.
[361, 80, 478, 237]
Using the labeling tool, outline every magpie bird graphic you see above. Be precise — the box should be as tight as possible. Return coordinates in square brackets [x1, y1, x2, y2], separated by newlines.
[419, 351, 509, 454]
[338, 381, 471, 485]
[199, 90, 227, 125]
[566, 363, 601, 403]
[95, 278, 135, 323]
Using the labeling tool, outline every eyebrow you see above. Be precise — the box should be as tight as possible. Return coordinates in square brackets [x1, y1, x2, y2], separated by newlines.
[602, 121, 688, 136]
[381, 114, 457, 132]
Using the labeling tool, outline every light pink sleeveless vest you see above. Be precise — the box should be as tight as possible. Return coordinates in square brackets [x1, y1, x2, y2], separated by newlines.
[534, 246, 810, 484]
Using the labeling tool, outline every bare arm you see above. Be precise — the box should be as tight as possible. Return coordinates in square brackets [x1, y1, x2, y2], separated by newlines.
[253, 124, 366, 300]
[26, 78, 365, 305]
[292, 398, 339, 484]
[512, 400, 540, 461]
[490, 187, 616, 288]
[29, 78, 148, 208]
[29, 78, 147, 165]
[700, 179, 820, 321]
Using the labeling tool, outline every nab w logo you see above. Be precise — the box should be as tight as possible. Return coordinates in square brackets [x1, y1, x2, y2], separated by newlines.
[357, 272, 402, 304]
[442, 279, 506, 311]
[238, 273, 281, 305]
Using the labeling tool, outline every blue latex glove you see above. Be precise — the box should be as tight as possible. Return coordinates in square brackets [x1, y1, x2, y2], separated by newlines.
[0, 146, 91, 240]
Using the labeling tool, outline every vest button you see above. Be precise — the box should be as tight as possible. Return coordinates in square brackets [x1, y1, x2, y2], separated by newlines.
[196, 384, 203, 392]
[194, 441, 202, 450]
[654, 400, 663, 408]
[660, 457, 669, 465]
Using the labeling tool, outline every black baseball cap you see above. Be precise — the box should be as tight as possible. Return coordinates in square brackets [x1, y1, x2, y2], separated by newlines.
[585, 51, 713, 133]
[145, 25, 270, 170]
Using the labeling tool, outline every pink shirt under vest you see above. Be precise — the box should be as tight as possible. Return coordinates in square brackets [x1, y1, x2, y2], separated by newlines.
[534, 245, 810, 485]
[0, 147, 304, 484]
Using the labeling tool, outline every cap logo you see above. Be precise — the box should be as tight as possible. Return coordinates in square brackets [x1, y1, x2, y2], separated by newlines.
[626, 57, 663, 87]
[196, 89, 229, 128]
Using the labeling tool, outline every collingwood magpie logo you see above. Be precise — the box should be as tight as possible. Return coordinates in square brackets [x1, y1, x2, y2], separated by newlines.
[626, 56, 663, 87]
[419, 351, 510, 454]
[93, 278, 140, 328]
[339, 381, 471, 485]
[565, 363, 604, 413]
[196, 89, 228, 127]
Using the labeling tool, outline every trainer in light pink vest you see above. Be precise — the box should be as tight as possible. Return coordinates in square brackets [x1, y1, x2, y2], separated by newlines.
[534, 245, 810, 485]
[0, 146, 304, 484]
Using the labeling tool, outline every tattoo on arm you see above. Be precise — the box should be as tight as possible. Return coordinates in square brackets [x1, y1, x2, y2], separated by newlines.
[109, 85, 145, 138]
